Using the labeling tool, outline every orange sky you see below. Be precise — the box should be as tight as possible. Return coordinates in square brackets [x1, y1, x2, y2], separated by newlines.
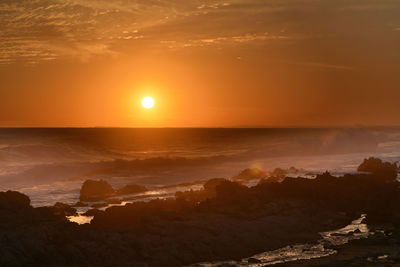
[1, 0, 400, 127]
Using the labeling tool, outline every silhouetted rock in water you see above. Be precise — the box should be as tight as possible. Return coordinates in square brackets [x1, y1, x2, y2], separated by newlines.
[232, 168, 266, 182]
[49, 202, 77, 217]
[0, 190, 30, 208]
[115, 184, 147, 196]
[357, 157, 398, 180]
[72, 201, 88, 207]
[80, 179, 114, 201]
[82, 208, 104, 217]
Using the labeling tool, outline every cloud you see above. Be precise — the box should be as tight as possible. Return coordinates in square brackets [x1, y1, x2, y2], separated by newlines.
[1, 0, 400, 64]
[159, 32, 290, 49]
[0, 0, 155, 63]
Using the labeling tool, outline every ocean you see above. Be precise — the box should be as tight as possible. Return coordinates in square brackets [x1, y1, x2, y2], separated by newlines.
[1, 127, 400, 207]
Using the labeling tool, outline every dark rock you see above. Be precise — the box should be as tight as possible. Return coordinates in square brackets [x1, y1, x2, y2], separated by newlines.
[358, 157, 398, 180]
[247, 257, 261, 263]
[0, 190, 30, 208]
[49, 202, 77, 217]
[215, 180, 247, 201]
[203, 178, 228, 195]
[2, 157, 400, 267]
[82, 208, 104, 217]
[258, 176, 282, 184]
[80, 179, 115, 201]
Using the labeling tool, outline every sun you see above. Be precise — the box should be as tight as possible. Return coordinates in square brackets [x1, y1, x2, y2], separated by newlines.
[141, 96, 155, 109]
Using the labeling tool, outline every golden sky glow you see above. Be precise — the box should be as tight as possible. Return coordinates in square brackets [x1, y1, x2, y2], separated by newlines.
[0, 0, 400, 127]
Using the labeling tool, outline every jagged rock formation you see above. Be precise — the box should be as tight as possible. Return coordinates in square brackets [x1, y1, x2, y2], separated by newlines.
[1, 158, 400, 266]
[357, 157, 398, 180]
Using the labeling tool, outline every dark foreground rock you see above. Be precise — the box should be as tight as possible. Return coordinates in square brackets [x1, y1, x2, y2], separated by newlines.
[1, 158, 400, 267]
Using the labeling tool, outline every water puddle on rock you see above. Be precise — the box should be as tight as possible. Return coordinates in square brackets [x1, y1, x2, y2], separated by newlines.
[191, 214, 369, 267]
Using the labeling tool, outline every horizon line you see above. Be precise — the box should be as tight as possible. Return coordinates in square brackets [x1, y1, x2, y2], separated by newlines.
[1, 125, 400, 129]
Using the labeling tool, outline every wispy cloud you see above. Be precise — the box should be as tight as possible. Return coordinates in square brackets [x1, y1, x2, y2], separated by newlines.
[160, 32, 290, 49]
[1, 0, 400, 64]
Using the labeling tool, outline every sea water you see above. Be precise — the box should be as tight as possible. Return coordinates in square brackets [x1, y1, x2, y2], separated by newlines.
[1, 128, 400, 207]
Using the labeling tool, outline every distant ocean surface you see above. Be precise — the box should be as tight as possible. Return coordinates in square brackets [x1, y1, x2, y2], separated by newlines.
[1, 128, 400, 207]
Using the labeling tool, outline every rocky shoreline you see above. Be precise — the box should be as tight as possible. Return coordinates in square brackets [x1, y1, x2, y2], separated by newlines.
[1, 157, 400, 266]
